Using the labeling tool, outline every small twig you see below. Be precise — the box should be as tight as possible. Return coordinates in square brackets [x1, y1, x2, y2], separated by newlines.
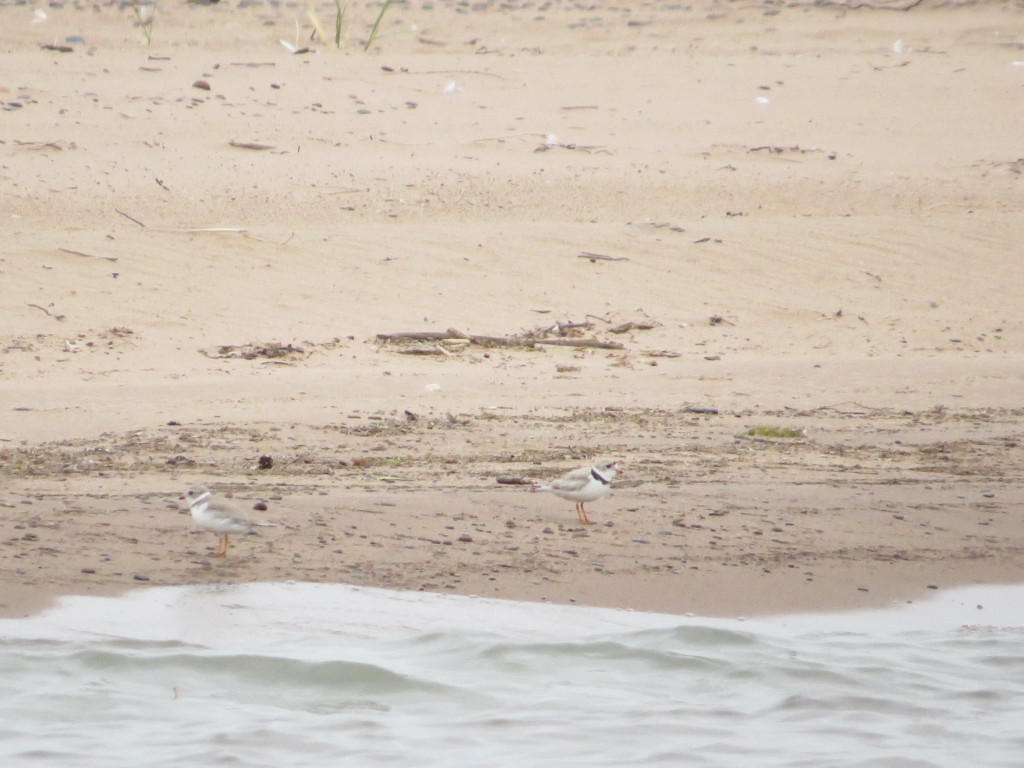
[27, 303, 66, 321]
[414, 68, 508, 80]
[58, 247, 118, 263]
[578, 251, 629, 262]
[116, 209, 146, 228]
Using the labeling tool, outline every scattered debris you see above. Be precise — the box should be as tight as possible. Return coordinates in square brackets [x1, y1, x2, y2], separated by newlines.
[201, 342, 308, 361]
[742, 425, 806, 440]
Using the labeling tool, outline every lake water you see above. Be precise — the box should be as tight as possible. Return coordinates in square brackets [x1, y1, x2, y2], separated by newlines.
[1, 581, 1023, 767]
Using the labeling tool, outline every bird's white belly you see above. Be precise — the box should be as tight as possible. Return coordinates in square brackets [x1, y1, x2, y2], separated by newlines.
[550, 483, 608, 503]
[192, 507, 249, 535]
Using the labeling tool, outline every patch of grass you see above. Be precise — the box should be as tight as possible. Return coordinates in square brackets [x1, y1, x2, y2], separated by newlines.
[134, 4, 155, 46]
[745, 425, 805, 439]
[364, 0, 396, 51]
[334, 0, 345, 48]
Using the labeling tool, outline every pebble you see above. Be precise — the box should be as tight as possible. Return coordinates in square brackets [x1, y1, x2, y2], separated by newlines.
[133, 573, 150, 582]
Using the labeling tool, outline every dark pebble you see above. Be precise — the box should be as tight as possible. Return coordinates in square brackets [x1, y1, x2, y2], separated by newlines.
[133, 573, 150, 581]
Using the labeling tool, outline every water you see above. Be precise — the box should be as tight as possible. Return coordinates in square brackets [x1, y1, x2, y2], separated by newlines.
[2, 582, 1024, 768]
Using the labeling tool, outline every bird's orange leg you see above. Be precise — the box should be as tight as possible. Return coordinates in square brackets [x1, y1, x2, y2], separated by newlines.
[578, 503, 594, 525]
[213, 534, 228, 557]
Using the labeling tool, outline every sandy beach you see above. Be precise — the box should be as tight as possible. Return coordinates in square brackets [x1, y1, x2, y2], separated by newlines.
[2, 0, 1023, 619]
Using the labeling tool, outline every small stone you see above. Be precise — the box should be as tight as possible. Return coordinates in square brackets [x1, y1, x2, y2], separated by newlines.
[457, 534, 473, 543]
[253, 501, 268, 512]
[81, 568, 96, 574]
[133, 573, 150, 581]
[257, 455, 273, 470]
[926, 584, 939, 590]
[192, 79, 211, 91]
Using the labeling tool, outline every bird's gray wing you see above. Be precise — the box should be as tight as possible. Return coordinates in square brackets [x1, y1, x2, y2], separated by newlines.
[548, 467, 592, 493]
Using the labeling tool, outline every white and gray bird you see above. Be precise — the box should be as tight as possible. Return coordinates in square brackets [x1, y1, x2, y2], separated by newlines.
[534, 459, 619, 525]
[184, 486, 274, 557]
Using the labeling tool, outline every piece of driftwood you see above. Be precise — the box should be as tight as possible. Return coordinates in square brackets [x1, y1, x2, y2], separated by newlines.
[535, 338, 624, 350]
[496, 475, 534, 485]
[377, 332, 452, 342]
[397, 347, 446, 355]
[229, 140, 275, 151]
[579, 251, 629, 262]
[378, 325, 627, 352]
[609, 321, 656, 334]
[377, 330, 523, 348]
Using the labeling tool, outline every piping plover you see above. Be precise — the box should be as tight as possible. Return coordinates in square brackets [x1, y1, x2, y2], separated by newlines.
[534, 459, 619, 525]
[184, 486, 273, 557]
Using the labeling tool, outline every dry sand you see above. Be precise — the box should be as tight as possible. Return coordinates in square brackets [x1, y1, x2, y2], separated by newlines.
[2, 0, 1023, 619]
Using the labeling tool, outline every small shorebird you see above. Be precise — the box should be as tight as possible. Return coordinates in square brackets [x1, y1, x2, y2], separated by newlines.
[534, 459, 619, 525]
[184, 486, 273, 557]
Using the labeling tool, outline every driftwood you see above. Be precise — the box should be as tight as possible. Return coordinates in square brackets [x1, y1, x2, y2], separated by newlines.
[377, 326, 625, 352]
[229, 140, 275, 151]
[396, 347, 447, 356]
[609, 321, 656, 334]
[376, 332, 452, 342]
[496, 475, 534, 486]
[535, 338, 624, 350]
